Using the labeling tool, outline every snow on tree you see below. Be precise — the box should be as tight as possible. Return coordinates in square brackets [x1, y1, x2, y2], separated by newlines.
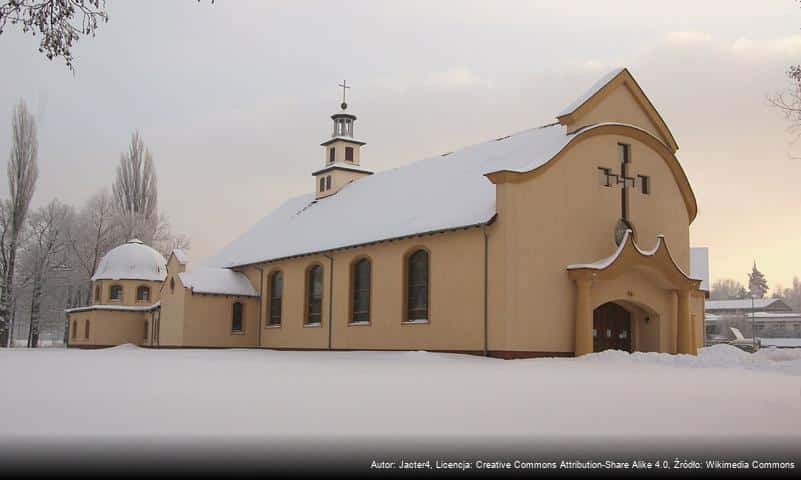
[747, 261, 769, 299]
[0, 0, 108, 72]
[0, 100, 39, 348]
[16, 200, 72, 347]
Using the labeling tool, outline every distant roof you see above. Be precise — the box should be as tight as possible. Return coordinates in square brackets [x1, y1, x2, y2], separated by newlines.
[705, 298, 790, 312]
[179, 267, 259, 297]
[91, 239, 167, 282]
[759, 338, 801, 348]
[689, 247, 709, 291]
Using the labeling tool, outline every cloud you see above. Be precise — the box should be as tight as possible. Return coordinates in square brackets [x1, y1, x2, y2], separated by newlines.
[665, 31, 713, 44]
[731, 35, 801, 57]
[426, 68, 482, 89]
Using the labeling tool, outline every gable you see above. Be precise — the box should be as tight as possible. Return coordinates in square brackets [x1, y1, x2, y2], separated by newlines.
[557, 69, 678, 153]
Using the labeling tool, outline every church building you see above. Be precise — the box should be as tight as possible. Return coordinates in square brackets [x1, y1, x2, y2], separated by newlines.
[67, 68, 708, 357]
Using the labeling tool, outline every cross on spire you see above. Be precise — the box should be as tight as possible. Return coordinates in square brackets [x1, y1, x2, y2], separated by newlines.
[338, 80, 351, 108]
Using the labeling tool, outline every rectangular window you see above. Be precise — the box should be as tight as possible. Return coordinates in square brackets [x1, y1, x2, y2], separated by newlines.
[319, 177, 325, 192]
[329, 147, 335, 164]
[345, 147, 354, 162]
[232, 302, 243, 333]
[326, 176, 331, 190]
[144, 320, 149, 341]
[638, 175, 650, 194]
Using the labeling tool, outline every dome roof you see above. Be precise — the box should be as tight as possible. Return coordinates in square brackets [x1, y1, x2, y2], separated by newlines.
[91, 239, 167, 282]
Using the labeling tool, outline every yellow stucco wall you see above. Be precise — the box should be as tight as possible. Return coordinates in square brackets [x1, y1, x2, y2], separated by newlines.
[92, 278, 162, 307]
[488, 130, 692, 353]
[67, 309, 148, 347]
[245, 227, 486, 351]
[180, 293, 259, 348]
[568, 84, 663, 141]
[159, 272, 186, 346]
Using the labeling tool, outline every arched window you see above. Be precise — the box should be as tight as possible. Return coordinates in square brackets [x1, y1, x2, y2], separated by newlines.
[94, 285, 101, 303]
[268, 271, 283, 326]
[232, 302, 243, 333]
[84, 319, 90, 339]
[136, 286, 151, 302]
[170, 277, 175, 293]
[109, 284, 123, 301]
[306, 265, 323, 325]
[71, 320, 77, 340]
[406, 249, 429, 322]
[351, 258, 371, 323]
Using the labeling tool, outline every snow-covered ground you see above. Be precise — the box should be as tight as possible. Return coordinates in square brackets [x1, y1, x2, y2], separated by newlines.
[0, 345, 799, 440]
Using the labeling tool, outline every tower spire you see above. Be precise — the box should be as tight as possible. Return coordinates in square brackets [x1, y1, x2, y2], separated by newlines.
[313, 81, 372, 199]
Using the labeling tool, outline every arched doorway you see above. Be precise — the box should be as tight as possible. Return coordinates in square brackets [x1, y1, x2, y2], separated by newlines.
[593, 302, 632, 352]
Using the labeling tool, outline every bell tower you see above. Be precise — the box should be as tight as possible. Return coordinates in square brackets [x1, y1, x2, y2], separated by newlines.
[313, 80, 372, 199]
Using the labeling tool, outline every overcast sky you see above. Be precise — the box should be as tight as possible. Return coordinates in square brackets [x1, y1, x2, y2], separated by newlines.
[0, 0, 800, 291]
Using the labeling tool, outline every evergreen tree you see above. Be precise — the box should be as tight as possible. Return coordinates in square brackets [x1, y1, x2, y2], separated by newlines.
[747, 261, 769, 299]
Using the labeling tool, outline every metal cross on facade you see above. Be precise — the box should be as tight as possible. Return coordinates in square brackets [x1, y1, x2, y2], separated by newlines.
[599, 144, 642, 222]
[338, 80, 351, 104]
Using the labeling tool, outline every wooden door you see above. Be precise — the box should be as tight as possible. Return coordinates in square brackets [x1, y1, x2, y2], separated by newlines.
[593, 302, 632, 352]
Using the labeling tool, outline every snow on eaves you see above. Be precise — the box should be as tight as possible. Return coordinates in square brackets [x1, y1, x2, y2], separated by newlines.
[556, 67, 625, 118]
[65, 301, 161, 314]
[206, 123, 573, 268]
[179, 267, 258, 297]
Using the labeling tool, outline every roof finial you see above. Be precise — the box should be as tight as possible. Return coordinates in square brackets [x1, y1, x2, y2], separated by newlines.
[338, 80, 350, 110]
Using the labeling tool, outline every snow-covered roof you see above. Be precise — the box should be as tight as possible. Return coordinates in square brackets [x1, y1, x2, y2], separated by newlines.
[557, 67, 625, 118]
[705, 298, 789, 311]
[171, 249, 189, 265]
[207, 122, 579, 268]
[65, 301, 161, 314]
[752, 312, 801, 319]
[312, 162, 373, 175]
[690, 247, 710, 291]
[206, 70, 686, 269]
[178, 267, 259, 297]
[91, 239, 167, 282]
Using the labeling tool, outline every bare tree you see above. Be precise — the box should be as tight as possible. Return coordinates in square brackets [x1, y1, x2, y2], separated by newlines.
[0, 100, 39, 347]
[769, 65, 801, 137]
[18, 199, 72, 347]
[710, 278, 748, 300]
[112, 131, 158, 241]
[0, 0, 108, 72]
[64, 189, 120, 305]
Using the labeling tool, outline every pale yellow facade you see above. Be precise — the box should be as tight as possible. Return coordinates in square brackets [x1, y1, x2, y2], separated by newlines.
[67, 68, 705, 357]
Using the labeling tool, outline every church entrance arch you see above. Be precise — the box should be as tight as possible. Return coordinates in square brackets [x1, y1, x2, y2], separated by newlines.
[592, 302, 632, 352]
